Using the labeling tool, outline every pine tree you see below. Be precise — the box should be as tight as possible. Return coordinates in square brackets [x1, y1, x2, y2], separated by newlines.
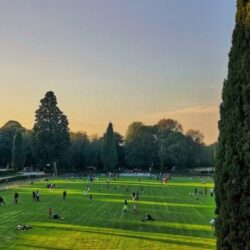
[12, 132, 26, 171]
[101, 122, 118, 171]
[215, 1, 250, 249]
[33, 91, 70, 170]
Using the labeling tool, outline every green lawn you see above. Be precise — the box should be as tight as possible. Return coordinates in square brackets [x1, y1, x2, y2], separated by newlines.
[0, 176, 216, 250]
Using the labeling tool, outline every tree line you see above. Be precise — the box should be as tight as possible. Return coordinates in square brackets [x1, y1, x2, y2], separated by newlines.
[0, 91, 215, 173]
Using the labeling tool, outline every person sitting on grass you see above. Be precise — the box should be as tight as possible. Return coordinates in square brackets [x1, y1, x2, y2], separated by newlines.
[16, 225, 32, 230]
[0, 196, 6, 206]
[53, 214, 64, 220]
[142, 213, 155, 222]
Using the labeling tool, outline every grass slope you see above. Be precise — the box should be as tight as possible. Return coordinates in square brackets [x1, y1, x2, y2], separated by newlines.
[0, 177, 215, 250]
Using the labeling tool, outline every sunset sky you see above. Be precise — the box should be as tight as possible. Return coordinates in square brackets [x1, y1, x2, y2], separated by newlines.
[0, 0, 235, 144]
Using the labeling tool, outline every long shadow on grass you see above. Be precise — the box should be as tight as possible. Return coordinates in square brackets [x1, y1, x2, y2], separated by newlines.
[16, 243, 67, 250]
[34, 223, 214, 249]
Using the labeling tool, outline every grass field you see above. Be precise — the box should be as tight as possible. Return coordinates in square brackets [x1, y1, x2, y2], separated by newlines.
[0, 176, 216, 250]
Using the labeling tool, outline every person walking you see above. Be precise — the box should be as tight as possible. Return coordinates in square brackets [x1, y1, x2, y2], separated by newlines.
[14, 192, 19, 204]
[63, 190, 67, 200]
[48, 207, 52, 218]
[32, 191, 36, 201]
[36, 190, 40, 201]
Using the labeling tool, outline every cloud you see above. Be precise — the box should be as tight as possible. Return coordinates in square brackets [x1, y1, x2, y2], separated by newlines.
[145, 104, 219, 117]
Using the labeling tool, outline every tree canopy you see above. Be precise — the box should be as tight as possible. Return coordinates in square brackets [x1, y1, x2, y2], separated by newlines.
[215, 0, 250, 248]
[33, 91, 70, 170]
[101, 123, 118, 171]
[12, 131, 26, 171]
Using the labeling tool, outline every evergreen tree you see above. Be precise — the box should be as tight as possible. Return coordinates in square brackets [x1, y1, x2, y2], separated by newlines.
[101, 122, 118, 171]
[33, 91, 70, 170]
[215, 1, 250, 248]
[12, 132, 26, 171]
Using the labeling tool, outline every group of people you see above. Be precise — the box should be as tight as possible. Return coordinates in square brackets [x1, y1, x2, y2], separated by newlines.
[32, 190, 40, 201]
[48, 207, 64, 220]
[0, 193, 19, 206]
[190, 187, 214, 199]
[131, 191, 140, 201]
[1, 191, 42, 205]
[83, 184, 93, 201]
[47, 183, 56, 192]
[122, 199, 155, 222]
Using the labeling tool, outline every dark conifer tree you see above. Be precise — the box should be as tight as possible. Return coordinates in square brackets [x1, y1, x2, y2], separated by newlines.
[101, 122, 118, 171]
[33, 91, 70, 170]
[215, 1, 250, 249]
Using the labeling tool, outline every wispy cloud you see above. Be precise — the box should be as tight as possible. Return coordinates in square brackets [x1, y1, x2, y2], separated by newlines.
[142, 104, 219, 118]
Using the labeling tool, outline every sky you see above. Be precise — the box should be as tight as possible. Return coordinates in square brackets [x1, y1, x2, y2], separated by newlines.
[0, 0, 236, 144]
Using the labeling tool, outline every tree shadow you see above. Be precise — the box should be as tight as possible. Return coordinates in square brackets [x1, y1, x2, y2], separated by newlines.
[33, 223, 215, 249]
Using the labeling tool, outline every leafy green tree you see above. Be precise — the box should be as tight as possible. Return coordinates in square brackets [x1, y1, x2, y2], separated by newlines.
[125, 122, 158, 169]
[159, 132, 188, 171]
[33, 91, 70, 171]
[215, 1, 250, 248]
[63, 132, 89, 172]
[85, 135, 102, 169]
[157, 119, 183, 132]
[23, 130, 36, 169]
[12, 132, 26, 170]
[114, 132, 126, 168]
[156, 119, 183, 140]
[159, 143, 166, 172]
[84, 135, 102, 170]
[186, 129, 204, 168]
[200, 143, 216, 168]
[101, 123, 118, 171]
[0, 121, 24, 168]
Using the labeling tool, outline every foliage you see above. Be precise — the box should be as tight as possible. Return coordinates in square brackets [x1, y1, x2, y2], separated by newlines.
[0, 121, 24, 168]
[159, 132, 188, 171]
[125, 122, 158, 169]
[33, 91, 70, 170]
[215, 1, 250, 248]
[157, 118, 183, 134]
[0, 93, 215, 173]
[22, 130, 36, 169]
[185, 129, 204, 168]
[12, 131, 26, 170]
[62, 132, 89, 173]
[101, 123, 118, 171]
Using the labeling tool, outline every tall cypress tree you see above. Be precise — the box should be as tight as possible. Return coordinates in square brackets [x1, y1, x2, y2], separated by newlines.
[215, 1, 250, 249]
[33, 91, 70, 170]
[101, 122, 118, 171]
[12, 131, 26, 171]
